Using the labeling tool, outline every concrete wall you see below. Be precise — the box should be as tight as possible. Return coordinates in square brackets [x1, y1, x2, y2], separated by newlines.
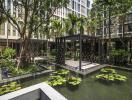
[0, 82, 67, 100]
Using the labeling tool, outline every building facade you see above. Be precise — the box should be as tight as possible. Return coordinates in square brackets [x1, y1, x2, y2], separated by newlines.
[0, 0, 90, 40]
[0, 0, 90, 54]
[54, 0, 90, 19]
[96, 11, 132, 39]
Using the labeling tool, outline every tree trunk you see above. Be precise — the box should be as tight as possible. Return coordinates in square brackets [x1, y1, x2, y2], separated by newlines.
[17, 37, 30, 68]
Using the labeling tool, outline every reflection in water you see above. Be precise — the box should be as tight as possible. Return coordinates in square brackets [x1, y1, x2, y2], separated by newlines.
[22, 70, 132, 100]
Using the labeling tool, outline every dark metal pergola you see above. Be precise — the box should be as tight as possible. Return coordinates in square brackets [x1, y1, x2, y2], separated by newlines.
[55, 34, 100, 71]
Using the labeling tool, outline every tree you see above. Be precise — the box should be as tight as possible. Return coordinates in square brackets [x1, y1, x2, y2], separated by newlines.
[86, 11, 98, 36]
[78, 17, 86, 35]
[51, 19, 64, 39]
[63, 19, 71, 36]
[0, 0, 69, 68]
[93, 0, 132, 63]
[0, 0, 6, 25]
[114, 0, 132, 38]
[67, 13, 79, 35]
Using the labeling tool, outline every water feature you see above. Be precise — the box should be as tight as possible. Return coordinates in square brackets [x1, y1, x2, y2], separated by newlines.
[21, 69, 132, 100]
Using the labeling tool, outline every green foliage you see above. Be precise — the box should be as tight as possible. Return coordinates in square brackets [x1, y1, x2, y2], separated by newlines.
[110, 49, 129, 58]
[53, 69, 70, 76]
[0, 82, 21, 95]
[101, 68, 116, 74]
[96, 68, 127, 83]
[0, 48, 38, 75]
[1, 0, 69, 67]
[2, 48, 16, 59]
[10, 64, 38, 76]
[96, 74, 127, 82]
[47, 69, 82, 87]
[64, 19, 71, 35]
[51, 19, 64, 37]
[114, 74, 127, 82]
[0, 47, 16, 68]
[47, 75, 66, 87]
[67, 77, 82, 86]
[110, 49, 129, 64]
[78, 17, 86, 35]
[67, 13, 79, 35]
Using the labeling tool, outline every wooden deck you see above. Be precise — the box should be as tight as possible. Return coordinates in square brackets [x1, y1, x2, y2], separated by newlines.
[50, 60, 108, 75]
[64, 60, 107, 75]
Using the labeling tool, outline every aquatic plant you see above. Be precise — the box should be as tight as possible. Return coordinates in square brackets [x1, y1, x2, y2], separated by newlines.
[114, 74, 127, 82]
[96, 68, 127, 83]
[53, 69, 70, 76]
[96, 74, 115, 82]
[47, 75, 66, 87]
[0, 82, 21, 95]
[47, 69, 82, 87]
[67, 77, 82, 86]
[100, 68, 116, 74]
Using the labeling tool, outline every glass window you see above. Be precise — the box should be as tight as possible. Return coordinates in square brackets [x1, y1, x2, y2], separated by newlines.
[78, 4, 80, 12]
[13, 27, 16, 36]
[72, 0, 74, 9]
[7, 0, 11, 10]
[128, 24, 132, 32]
[87, 0, 90, 8]
[118, 25, 122, 33]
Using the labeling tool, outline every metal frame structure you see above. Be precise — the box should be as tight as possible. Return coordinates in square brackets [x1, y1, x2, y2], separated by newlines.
[55, 34, 100, 71]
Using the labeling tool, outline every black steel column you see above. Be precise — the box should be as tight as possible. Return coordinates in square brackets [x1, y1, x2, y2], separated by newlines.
[64, 38, 66, 64]
[55, 38, 58, 64]
[79, 34, 82, 71]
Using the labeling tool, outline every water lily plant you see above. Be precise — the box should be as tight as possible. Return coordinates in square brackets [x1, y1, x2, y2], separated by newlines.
[47, 75, 66, 87]
[101, 68, 116, 74]
[0, 82, 21, 95]
[67, 76, 82, 86]
[96, 68, 127, 83]
[53, 69, 70, 76]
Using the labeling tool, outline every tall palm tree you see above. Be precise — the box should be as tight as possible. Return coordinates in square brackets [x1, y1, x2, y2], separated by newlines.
[63, 19, 71, 36]
[51, 19, 64, 39]
[78, 17, 86, 35]
[68, 13, 79, 35]
[86, 18, 98, 36]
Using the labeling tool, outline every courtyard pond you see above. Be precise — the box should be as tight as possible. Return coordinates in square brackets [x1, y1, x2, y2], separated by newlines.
[21, 69, 132, 100]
